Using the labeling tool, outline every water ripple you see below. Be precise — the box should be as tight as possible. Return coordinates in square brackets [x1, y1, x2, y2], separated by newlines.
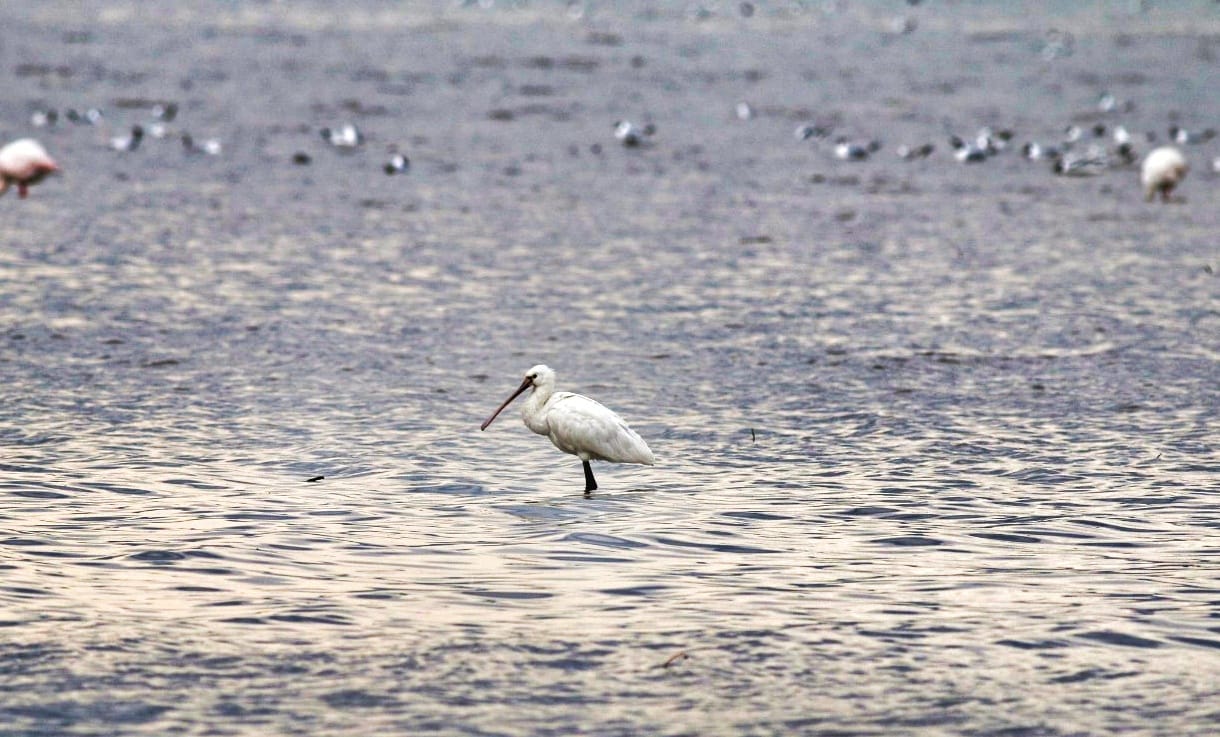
[2, 3, 1219, 736]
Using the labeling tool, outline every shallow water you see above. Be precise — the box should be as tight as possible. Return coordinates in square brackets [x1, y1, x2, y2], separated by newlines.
[2, 2, 1218, 735]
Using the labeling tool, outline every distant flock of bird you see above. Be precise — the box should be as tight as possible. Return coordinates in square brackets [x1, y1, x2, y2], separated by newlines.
[0, 103, 414, 201]
[787, 116, 1199, 202]
[614, 89, 1209, 203]
[1, 91, 1210, 204]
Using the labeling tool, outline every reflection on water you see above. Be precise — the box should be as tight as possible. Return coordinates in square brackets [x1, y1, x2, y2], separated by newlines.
[2, 1, 1219, 735]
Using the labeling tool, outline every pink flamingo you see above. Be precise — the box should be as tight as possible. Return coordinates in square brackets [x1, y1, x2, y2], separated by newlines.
[0, 139, 59, 199]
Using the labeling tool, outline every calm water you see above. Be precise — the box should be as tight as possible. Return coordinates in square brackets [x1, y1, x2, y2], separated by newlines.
[2, 2, 1218, 735]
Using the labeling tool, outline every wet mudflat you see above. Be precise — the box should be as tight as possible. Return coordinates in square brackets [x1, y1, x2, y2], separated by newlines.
[1, 2, 1218, 735]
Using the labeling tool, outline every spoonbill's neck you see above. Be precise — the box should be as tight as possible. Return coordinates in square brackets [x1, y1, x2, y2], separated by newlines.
[521, 379, 557, 433]
[524, 381, 554, 413]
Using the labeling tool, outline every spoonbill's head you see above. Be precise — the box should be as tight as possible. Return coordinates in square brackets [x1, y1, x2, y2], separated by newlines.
[480, 365, 555, 431]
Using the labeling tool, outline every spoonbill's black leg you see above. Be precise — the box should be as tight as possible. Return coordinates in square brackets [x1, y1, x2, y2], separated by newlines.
[583, 460, 598, 492]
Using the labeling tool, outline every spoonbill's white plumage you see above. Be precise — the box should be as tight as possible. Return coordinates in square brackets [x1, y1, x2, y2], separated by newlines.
[0, 138, 59, 199]
[1141, 146, 1188, 202]
[480, 365, 654, 492]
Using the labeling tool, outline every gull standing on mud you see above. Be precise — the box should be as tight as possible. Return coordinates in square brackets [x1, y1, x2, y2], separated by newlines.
[480, 365, 655, 493]
[0, 139, 59, 199]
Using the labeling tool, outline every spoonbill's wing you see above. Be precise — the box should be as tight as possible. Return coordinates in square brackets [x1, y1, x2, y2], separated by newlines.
[546, 393, 655, 465]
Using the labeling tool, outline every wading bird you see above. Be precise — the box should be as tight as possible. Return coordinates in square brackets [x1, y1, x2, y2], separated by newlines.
[480, 365, 655, 492]
[1141, 146, 1188, 203]
[0, 139, 59, 199]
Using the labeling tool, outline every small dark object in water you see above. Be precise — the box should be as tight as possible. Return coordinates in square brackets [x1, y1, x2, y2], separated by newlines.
[292, 151, 311, 165]
[306, 475, 324, 483]
[750, 428, 756, 442]
[661, 651, 690, 668]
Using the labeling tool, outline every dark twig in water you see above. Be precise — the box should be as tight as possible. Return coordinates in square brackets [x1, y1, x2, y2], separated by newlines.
[306, 475, 324, 483]
[750, 428, 756, 442]
[661, 651, 690, 668]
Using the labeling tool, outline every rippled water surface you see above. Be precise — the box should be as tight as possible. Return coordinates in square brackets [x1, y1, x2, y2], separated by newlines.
[2, 2, 1219, 735]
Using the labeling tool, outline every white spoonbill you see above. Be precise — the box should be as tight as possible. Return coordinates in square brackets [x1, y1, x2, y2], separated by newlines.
[1141, 146, 1188, 203]
[0, 139, 59, 199]
[480, 365, 655, 492]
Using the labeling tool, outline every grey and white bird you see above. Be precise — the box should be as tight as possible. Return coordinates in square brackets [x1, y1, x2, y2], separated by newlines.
[384, 153, 409, 174]
[110, 125, 144, 152]
[182, 133, 222, 156]
[950, 134, 988, 163]
[1169, 126, 1215, 145]
[1022, 141, 1060, 161]
[795, 123, 832, 141]
[896, 143, 935, 160]
[834, 138, 881, 161]
[1054, 148, 1108, 177]
[321, 123, 364, 148]
[613, 120, 654, 147]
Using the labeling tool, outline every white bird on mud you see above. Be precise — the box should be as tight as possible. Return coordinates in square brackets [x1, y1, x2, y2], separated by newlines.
[949, 134, 988, 163]
[1168, 125, 1215, 146]
[613, 120, 654, 147]
[321, 123, 363, 148]
[1141, 146, 1188, 202]
[110, 124, 144, 152]
[1022, 141, 1060, 161]
[480, 365, 655, 492]
[0, 138, 59, 199]
[833, 138, 880, 161]
[1053, 150, 1107, 177]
